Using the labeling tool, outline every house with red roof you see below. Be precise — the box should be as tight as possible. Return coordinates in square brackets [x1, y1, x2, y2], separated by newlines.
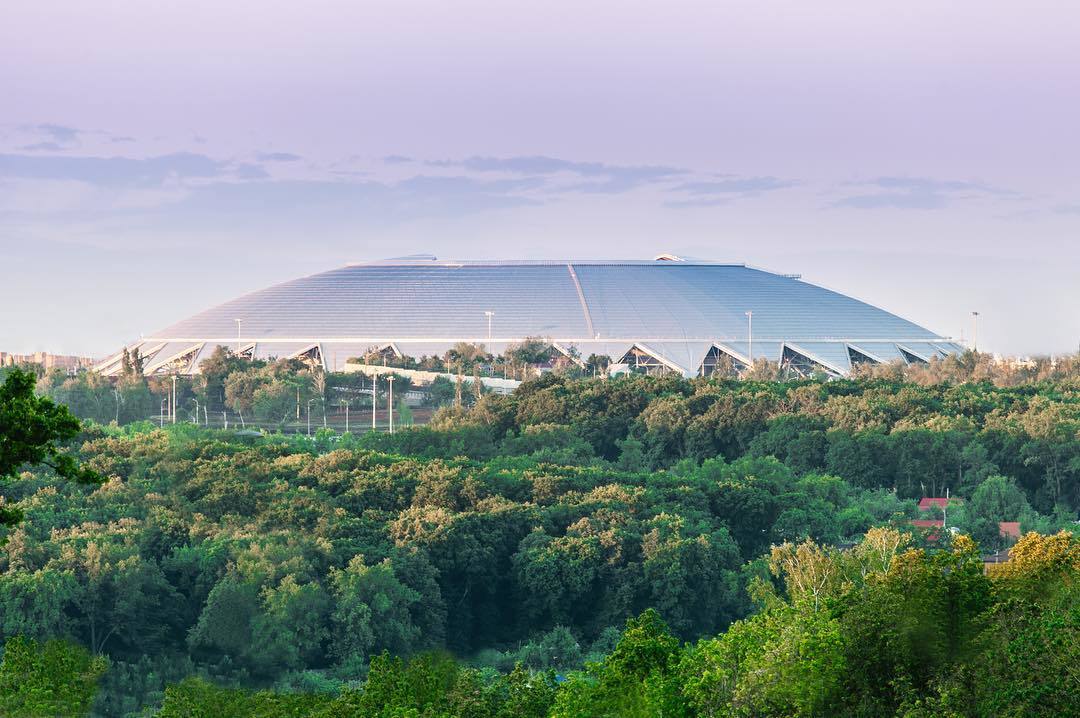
[910, 518, 945, 542]
[998, 521, 1022, 543]
[918, 497, 962, 512]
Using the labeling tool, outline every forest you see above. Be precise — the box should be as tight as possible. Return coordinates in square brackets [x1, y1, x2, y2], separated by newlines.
[0, 363, 1077, 716]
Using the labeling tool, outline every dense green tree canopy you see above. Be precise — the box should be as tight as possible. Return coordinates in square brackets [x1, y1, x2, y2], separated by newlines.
[0, 366, 1077, 716]
[0, 368, 98, 526]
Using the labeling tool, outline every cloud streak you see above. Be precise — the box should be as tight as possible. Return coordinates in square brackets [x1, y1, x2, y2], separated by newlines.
[256, 152, 302, 162]
[0, 152, 230, 186]
[35, 123, 80, 144]
[430, 155, 687, 194]
[831, 176, 1018, 210]
[664, 175, 798, 208]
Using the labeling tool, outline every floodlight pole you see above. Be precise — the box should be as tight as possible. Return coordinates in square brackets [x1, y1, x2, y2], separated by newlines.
[971, 311, 979, 352]
[388, 375, 395, 435]
[745, 311, 753, 365]
[485, 311, 495, 341]
[235, 318, 243, 354]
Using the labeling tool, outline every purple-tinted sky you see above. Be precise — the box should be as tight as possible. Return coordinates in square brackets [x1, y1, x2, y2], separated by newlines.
[2, 1, 1078, 357]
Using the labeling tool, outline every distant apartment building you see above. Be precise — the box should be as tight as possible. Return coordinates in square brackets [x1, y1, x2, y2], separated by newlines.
[0, 351, 95, 374]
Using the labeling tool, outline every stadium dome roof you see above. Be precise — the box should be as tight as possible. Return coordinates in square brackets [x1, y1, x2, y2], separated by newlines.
[97, 256, 962, 378]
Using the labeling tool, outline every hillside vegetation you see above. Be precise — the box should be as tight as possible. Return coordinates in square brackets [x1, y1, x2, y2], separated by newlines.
[0, 370, 1077, 716]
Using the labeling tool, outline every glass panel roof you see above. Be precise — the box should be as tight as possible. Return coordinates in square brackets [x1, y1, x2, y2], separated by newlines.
[119, 260, 959, 376]
[786, 342, 852, 374]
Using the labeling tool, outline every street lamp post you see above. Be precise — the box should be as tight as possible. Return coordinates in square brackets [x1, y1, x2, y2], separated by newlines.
[387, 376, 395, 435]
[342, 399, 350, 434]
[745, 311, 753, 366]
[484, 311, 495, 341]
[971, 311, 980, 352]
[171, 375, 177, 424]
[371, 375, 377, 432]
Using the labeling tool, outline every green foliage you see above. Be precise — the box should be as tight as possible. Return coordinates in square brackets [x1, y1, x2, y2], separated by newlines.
[551, 609, 688, 718]
[330, 555, 421, 672]
[0, 636, 107, 717]
[0, 368, 99, 525]
[3, 370, 1079, 715]
[158, 676, 331, 718]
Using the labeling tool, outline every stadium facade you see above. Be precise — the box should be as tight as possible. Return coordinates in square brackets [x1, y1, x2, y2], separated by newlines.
[96, 255, 963, 378]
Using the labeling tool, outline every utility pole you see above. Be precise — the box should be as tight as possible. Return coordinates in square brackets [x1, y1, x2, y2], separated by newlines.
[342, 399, 350, 433]
[971, 311, 980, 352]
[747, 310, 753, 364]
[388, 376, 395, 435]
[943, 487, 949, 529]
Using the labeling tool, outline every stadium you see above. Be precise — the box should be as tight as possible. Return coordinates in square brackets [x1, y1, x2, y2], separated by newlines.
[96, 255, 962, 378]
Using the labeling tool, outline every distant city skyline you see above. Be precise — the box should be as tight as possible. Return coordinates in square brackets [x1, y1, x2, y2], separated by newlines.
[2, 1, 1078, 357]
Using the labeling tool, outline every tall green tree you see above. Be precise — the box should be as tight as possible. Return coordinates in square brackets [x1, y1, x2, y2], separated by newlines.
[0, 368, 98, 526]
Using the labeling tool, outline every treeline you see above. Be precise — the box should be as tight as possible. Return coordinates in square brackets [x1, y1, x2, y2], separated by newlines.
[15, 347, 1080, 431]
[2, 422, 922, 715]
[0, 369, 1078, 715]
[6, 530, 1077, 717]
[427, 372, 1080, 514]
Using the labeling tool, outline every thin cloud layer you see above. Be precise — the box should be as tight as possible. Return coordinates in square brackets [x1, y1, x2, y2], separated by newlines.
[832, 177, 1018, 210]
[430, 155, 687, 194]
[18, 142, 66, 152]
[35, 123, 80, 144]
[256, 152, 303, 162]
[0, 152, 232, 186]
[665, 176, 798, 207]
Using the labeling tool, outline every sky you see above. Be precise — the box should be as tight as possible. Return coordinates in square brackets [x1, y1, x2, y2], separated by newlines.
[2, 0, 1078, 357]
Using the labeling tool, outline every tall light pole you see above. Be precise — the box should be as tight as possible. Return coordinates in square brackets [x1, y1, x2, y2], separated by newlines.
[387, 375, 395, 435]
[745, 311, 753, 365]
[341, 399, 350, 434]
[971, 311, 980, 352]
[484, 311, 495, 341]
[171, 375, 177, 424]
[235, 318, 243, 355]
[371, 375, 377, 432]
